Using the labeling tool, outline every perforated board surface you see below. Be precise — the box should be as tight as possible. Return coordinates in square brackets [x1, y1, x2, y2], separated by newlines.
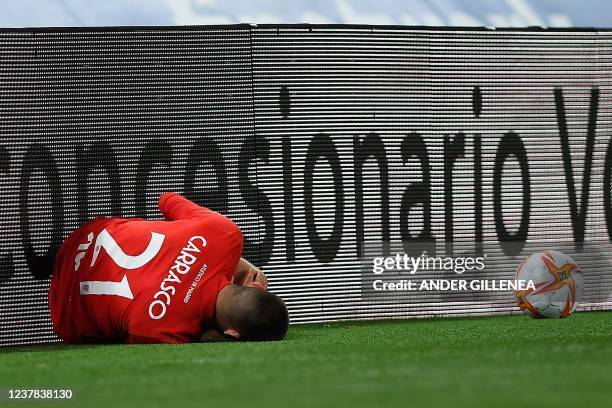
[0, 25, 610, 345]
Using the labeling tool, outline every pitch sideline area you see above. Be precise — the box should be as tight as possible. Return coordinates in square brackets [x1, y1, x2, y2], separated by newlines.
[2, 312, 611, 407]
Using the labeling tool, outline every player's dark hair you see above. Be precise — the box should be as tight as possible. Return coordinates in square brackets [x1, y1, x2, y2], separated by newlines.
[232, 287, 289, 341]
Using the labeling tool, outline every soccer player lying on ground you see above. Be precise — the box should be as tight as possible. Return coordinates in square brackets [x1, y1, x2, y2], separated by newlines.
[45, 193, 289, 343]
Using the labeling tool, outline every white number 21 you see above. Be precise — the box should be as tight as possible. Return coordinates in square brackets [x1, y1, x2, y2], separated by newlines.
[78, 228, 165, 300]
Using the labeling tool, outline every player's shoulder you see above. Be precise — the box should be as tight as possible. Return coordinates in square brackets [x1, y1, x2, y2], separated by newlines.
[206, 212, 243, 241]
[173, 212, 243, 252]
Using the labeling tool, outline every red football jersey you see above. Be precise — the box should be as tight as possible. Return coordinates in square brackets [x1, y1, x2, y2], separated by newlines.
[49, 193, 243, 344]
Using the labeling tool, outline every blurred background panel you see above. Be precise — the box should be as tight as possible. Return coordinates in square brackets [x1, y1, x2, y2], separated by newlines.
[0, 0, 610, 28]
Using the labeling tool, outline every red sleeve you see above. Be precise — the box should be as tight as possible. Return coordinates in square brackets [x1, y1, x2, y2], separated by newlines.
[159, 192, 212, 221]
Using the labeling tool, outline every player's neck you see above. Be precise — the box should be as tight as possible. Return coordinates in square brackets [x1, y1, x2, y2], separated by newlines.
[214, 285, 234, 328]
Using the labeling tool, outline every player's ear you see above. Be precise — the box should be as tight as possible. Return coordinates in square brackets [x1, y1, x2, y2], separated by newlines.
[247, 281, 266, 290]
[223, 328, 241, 339]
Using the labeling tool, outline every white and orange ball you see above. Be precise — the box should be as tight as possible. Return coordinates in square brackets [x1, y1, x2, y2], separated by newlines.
[514, 250, 583, 318]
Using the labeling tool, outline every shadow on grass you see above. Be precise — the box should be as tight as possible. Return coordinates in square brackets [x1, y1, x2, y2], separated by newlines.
[286, 310, 610, 339]
[0, 343, 110, 354]
[2, 311, 608, 350]
[292, 313, 519, 330]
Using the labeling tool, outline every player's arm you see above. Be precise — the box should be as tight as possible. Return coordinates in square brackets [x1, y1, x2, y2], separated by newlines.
[158, 192, 213, 221]
[232, 258, 268, 290]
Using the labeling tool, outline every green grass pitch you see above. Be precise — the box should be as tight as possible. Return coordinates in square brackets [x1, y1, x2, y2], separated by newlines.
[2, 311, 611, 407]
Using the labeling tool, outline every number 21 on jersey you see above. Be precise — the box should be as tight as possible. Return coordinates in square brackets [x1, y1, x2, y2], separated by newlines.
[75, 228, 165, 300]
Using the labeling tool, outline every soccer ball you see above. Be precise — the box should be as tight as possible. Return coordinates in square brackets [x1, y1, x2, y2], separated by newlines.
[513, 250, 583, 318]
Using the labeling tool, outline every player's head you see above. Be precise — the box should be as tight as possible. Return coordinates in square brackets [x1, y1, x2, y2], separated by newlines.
[215, 285, 289, 341]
